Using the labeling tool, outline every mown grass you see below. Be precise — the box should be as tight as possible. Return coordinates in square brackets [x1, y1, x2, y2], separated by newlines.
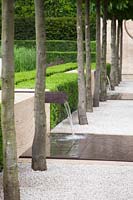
[15, 62, 78, 86]
[15, 62, 111, 88]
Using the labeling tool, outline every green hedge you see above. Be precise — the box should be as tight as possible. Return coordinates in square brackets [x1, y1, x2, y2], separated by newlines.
[14, 72, 78, 128]
[13, 40, 96, 52]
[46, 73, 78, 128]
[0, 17, 96, 40]
[14, 47, 96, 72]
[15, 63, 78, 85]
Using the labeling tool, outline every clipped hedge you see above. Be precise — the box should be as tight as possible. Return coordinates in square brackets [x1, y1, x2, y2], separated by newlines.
[14, 72, 78, 128]
[15, 63, 78, 85]
[46, 73, 78, 128]
[0, 17, 96, 40]
[13, 40, 96, 52]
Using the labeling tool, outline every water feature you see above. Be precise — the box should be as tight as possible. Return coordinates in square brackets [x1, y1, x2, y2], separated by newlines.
[64, 101, 74, 135]
[63, 101, 86, 140]
[107, 75, 111, 90]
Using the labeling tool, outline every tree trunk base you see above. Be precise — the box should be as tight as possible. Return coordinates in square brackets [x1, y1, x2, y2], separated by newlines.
[78, 110, 88, 125]
[93, 98, 99, 107]
[32, 157, 47, 171]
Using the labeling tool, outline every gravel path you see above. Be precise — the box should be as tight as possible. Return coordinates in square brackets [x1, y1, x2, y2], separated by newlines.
[0, 159, 133, 200]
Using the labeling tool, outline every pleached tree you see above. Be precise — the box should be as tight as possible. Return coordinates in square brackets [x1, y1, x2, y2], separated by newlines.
[100, 0, 108, 101]
[1, 0, 20, 199]
[93, 0, 101, 107]
[119, 20, 123, 82]
[116, 19, 121, 84]
[77, 0, 88, 124]
[85, 0, 93, 112]
[32, 0, 47, 171]
[110, 15, 119, 89]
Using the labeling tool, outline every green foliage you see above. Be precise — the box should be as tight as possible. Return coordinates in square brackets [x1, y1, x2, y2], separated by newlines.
[0, 16, 96, 40]
[14, 72, 78, 128]
[91, 63, 111, 77]
[107, 0, 133, 20]
[14, 46, 96, 72]
[13, 40, 96, 52]
[46, 73, 78, 128]
[14, 47, 36, 72]
[10, 62, 111, 128]
[15, 63, 78, 85]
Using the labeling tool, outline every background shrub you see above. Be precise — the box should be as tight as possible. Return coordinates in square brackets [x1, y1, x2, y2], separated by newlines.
[13, 39, 96, 51]
[0, 17, 96, 40]
[46, 73, 78, 128]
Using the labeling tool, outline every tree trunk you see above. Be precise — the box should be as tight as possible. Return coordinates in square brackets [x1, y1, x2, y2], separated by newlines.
[116, 20, 120, 85]
[77, 0, 88, 124]
[85, 0, 93, 112]
[110, 16, 118, 90]
[100, 0, 107, 101]
[1, 0, 20, 199]
[32, 0, 47, 171]
[93, 0, 101, 107]
[119, 20, 123, 82]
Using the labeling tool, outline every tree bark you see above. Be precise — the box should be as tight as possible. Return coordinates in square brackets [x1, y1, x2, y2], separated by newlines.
[1, 0, 20, 199]
[119, 20, 123, 82]
[32, 0, 47, 171]
[93, 0, 101, 107]
[116, 20, 120, 85]
[110, 16, 118, 90]
[100, 0, 107, 101]
[85, 0, 93, 112]
[77, 0, 88, 124]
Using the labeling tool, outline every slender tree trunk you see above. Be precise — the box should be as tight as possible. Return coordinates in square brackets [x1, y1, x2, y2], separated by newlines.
[100, 0, 107, 101]
[110, 16, 116, 90]
[32, 0, 47, 171]
[93, 0, 101, 107]
[116, 20, 120, 85]
[77, 0, 88, 124]
[1, 0, 20, 199]
[119, 20, 123, 82]
[85, 0, 93, 112]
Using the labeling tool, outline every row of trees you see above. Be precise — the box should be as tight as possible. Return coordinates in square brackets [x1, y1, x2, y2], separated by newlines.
[77, 0, 133, 124]
[1, 0, 133, 199]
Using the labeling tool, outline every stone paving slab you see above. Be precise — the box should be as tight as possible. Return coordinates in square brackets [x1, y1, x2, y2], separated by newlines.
[108, 81, 133, 99]
[51, 100, 133, 136]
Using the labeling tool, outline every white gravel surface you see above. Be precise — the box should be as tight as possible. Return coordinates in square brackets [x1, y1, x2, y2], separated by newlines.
[0, 159, 133, 200]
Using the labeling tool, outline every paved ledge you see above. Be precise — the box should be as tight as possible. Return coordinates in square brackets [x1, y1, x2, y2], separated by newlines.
[108, 81, 133, 100]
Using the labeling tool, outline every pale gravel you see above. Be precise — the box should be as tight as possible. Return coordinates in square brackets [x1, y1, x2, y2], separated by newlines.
[0, 159, 133, 200]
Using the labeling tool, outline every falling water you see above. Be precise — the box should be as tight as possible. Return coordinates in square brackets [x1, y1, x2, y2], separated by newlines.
[63, 101, 86, 140]
[107, 75, 111, 90]
[64, 101, 74, 135]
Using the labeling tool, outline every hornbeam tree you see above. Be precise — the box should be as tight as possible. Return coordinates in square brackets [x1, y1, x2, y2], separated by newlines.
[119, 20, 123, 82]
[108, 0, 132, 86]
[32, 0, 47, 171]
[100, 0, 108, 101]
[85, 0, 93, 112]
[77, 0, 88, 124]
[110, 15, 117, 90]
[1, 0, 20, 199]
[93, 0, 101, 107]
